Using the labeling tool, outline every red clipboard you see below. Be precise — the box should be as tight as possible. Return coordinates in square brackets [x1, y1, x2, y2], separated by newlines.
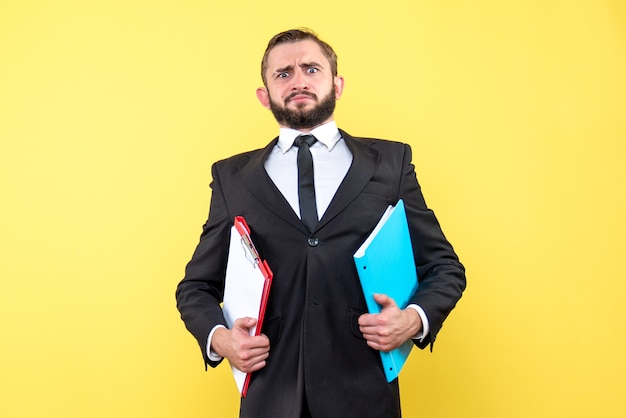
[222, 216, 273, 397]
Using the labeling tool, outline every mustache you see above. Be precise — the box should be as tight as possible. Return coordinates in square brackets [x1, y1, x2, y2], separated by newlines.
[285, 91, 317, 103]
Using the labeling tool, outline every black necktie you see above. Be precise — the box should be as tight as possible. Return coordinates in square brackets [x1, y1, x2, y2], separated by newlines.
[294, 134, 318, 232]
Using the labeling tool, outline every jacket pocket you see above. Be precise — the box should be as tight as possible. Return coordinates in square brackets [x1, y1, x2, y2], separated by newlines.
[261, 315, 281, 346]
[349, 308, 367, 340]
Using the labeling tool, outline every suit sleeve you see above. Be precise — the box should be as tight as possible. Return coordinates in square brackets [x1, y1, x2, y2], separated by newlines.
[175, 162, 232, 367]
[398, 143, 466, 350]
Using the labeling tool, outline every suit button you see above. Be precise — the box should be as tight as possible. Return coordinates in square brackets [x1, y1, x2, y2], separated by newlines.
[307, 237, 319, 247]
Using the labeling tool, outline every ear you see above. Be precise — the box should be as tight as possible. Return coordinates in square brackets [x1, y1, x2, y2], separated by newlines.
[333, 76, 345, 100]
[256, 87, 271, 109]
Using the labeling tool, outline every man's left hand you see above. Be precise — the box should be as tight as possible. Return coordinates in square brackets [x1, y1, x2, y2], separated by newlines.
[358, 294, 422, 352]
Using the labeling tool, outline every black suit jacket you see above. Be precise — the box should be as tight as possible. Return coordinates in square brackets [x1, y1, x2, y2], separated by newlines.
[176, 130, 466, 418]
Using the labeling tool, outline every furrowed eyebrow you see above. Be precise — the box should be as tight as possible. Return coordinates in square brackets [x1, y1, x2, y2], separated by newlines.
[274, 65, 294, 74]
[300, 61, 323, 69]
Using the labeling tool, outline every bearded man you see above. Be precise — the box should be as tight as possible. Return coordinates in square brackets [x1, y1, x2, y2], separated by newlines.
[176, 28, 466, 418]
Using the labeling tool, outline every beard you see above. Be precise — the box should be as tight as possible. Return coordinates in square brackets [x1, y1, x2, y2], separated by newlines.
[268, 90, 336, 130]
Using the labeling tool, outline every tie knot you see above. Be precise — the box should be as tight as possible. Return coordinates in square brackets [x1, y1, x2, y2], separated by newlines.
[294, 134, 317, 148]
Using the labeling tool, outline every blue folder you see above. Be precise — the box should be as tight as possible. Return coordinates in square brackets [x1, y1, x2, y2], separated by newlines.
[353, 199, 419, 382]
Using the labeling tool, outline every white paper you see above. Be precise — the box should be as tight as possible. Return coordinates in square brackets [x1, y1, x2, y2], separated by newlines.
[222, 226, 267, 394]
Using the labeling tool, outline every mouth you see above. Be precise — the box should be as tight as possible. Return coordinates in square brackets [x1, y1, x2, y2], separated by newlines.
[285, 91, 317, 104]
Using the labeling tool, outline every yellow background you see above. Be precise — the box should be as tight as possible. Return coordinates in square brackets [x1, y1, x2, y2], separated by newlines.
[1, 1, 625, 417]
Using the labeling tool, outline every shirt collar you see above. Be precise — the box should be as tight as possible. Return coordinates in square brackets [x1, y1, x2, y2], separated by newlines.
[277, 121, 342, 154]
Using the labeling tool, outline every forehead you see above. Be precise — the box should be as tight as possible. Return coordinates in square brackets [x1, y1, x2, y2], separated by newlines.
[265, 40, 329, 70]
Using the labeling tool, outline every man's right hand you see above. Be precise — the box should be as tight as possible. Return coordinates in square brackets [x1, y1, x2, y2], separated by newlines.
[211, 317, 271, 373]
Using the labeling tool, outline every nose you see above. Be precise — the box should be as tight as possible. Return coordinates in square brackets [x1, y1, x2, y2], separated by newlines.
[291, 69, 308, 90]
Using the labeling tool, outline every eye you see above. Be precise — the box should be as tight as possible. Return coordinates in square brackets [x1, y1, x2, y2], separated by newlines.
[306, 67, 319, 74]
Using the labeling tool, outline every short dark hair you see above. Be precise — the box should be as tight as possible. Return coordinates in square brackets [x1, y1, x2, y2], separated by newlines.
[261, 28, 338, 86]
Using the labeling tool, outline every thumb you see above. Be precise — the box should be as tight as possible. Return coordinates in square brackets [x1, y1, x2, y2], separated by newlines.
[234, 317, 257, 331]
[373, 293, 397, 309]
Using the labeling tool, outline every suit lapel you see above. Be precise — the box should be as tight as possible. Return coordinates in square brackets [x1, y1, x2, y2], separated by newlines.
[237, 138, 307, 232]
[316, 130, 380, 231]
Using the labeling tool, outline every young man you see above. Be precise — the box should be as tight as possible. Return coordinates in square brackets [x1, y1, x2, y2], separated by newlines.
[176, 28, 466, 418]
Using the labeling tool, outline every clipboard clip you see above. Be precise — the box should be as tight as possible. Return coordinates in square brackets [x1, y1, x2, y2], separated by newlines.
[233, 216, 272, 279]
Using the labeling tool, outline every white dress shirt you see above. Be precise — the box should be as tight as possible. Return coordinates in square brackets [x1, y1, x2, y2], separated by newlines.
[264, 121, 352, 220]
[207, 121, 428, 361]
